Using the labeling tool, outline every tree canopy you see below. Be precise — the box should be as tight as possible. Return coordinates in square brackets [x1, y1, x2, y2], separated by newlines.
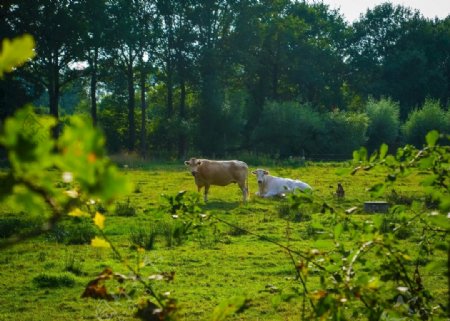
[1, 0, 449, 157]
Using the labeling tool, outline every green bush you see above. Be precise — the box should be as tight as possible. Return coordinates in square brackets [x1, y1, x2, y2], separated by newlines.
[48, 217, 97, 245]
[0, 216, 40, 238]
[252, 101, 325, 157]
[97, 97, 128, 153]
[33, 273, 76, 288]
[365, 97, 400, 152]
[64, 251, 85, 276]
[157, 219, 193, 248]
[323, 110, 369, 158]
[277, 202, 312, 222]
[129, 226, 158, 250]
[402, 99, 449, 147]
[115, 198, 137, 217]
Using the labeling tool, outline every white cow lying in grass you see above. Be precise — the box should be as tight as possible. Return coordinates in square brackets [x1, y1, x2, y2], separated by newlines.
[252, 169, 312, 198]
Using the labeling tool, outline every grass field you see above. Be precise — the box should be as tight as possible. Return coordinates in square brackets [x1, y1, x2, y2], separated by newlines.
[0, 161, 447, 320]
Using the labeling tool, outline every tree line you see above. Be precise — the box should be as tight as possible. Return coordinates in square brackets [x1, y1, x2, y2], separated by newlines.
[1, 0, 449, 159]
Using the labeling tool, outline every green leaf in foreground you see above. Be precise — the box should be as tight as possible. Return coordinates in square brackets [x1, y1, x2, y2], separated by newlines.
[0, 34, 35, 77]
[211, 296, 249, 321]
[425, 130, 439, 147]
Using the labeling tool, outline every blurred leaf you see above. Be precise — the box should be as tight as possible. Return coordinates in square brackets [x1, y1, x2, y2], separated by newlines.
[211, 296, 249, 321]
[334, 223, 343, 239]
[0, 34, 35, 77]
[379, 143, 388, 160]
[369, 183, 385, 197]
[425, 260, 446, 272]
[93, 212, 105, 230]
[427, 214, 450, 231]
[421, 174, 438, 187]
[91, 236, 110, 248]
[69, 208, 89, 217]
[369, 151, 378, 163]
[359, 147, 368, 162]
[440, 196, 450, 212]
[426, 130, 439, 147]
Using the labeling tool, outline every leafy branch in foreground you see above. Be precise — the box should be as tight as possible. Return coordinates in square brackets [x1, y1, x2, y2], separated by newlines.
[0, 106, 131, 247]
[287, 132, 448, 320]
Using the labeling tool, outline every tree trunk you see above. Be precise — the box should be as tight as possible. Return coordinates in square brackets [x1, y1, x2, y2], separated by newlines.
[166, 15, 174, 118]
[127, 61, 135, 152]
[140, 62, 147, 158]
[166, 54, 173, 118]
[177, 78, 187, 159]
[90, 47, 98, 126]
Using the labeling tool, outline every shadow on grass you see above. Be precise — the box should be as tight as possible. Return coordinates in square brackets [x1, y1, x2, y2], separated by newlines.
[202, 200, 241, 211]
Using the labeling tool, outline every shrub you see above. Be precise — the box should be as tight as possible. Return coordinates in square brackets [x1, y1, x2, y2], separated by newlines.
[379, 212, 412, 240]
[323, 110, 368, 158]
[158, 220, 192, 248]
[129, 226, 158, 250]
[277, 202, 312, 222]
[33, 273, 76, 288]
[64, 251, 85, 276]
[252, 101, 325, 157]
[115, 198, 137, 217]
[365, 97, 400, 153]
[0, 215, 44, 238]
[48, 217, 96, 245]
[0, 217, 26, 238]
[98, 97, 128, 153]
[402, 99, 449, 147]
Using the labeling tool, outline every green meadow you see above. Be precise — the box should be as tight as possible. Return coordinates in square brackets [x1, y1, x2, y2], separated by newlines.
[0, 162, 447, 320]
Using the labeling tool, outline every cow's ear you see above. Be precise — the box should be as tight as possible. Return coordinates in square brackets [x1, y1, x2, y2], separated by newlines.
[184, 161, 189, 165]
[197, 161, 202, 165]
[251, 170, 257, 175]
[263, 170, 269, 175]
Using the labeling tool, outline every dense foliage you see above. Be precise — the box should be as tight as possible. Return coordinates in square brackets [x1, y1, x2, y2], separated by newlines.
[402, 100, 450, 148]
[1, 1, 449, 158]
[365, 98, 400, 153]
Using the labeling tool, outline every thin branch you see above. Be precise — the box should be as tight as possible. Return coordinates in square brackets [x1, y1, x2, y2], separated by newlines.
[99, 230, 165, 307]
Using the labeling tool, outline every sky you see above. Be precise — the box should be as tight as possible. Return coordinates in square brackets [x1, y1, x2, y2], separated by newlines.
[317, 0, 450, 22]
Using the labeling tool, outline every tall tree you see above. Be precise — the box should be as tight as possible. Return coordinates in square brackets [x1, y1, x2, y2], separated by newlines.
[192, 0, 238, 155]
[172, 0, 196, 159]
[79, 0, 110, 126]
[382, 16, 450, 118]
[7, 0, 83, 135]
[0, 2, 41, 121]
[346, 3, 421, 116]
[156, 0, 176, 118]
[285, 1, 348, 109]
[136, 0, 157, 157]
[107, 0, 145, 151]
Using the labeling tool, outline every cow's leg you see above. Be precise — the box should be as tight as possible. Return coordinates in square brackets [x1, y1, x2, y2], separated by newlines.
[204, 184, 210, 202]
[238, 181, 248, 202]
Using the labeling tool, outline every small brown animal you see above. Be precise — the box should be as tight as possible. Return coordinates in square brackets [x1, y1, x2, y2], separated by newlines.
[336, 183, 345, 198]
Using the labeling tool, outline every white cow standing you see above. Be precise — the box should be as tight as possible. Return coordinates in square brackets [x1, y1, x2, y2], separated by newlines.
[252, 169, 311, 198]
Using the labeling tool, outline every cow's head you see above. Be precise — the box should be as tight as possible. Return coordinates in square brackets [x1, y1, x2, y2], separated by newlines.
[252, 169, 269, 185]
[184, 158, 202, 176]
